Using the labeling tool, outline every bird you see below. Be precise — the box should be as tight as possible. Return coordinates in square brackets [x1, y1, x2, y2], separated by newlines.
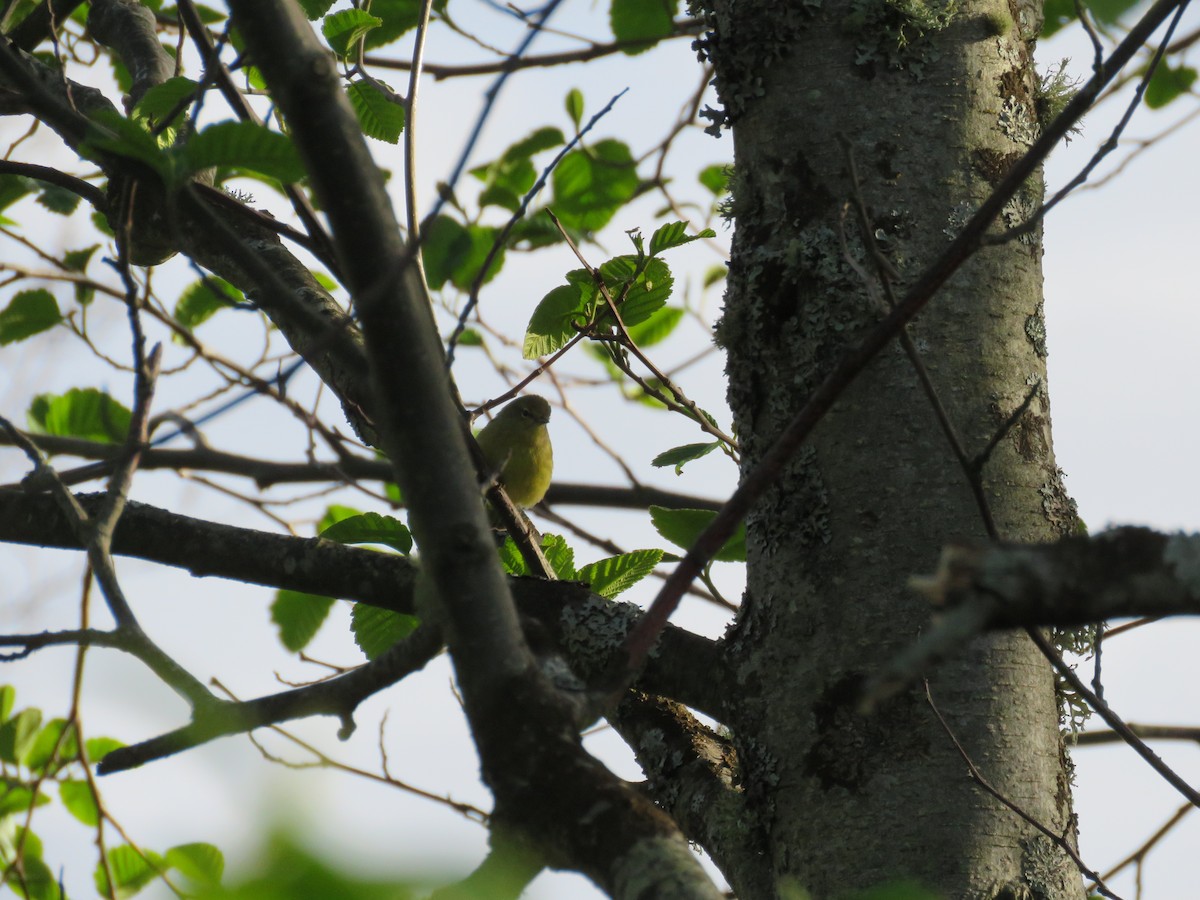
[474, 395, 553, 508]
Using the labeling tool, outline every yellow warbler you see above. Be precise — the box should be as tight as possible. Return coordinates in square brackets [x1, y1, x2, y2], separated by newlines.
[474, 395, 553, 507]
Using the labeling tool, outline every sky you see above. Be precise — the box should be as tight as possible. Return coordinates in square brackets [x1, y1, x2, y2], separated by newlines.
[1, 1, 1198, 898]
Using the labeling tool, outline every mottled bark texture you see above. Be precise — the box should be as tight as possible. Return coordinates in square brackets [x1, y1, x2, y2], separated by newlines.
[699, 0, 1086, 896]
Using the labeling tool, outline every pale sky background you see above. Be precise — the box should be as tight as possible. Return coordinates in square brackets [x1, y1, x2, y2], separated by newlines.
[1, 2, 1198, 898]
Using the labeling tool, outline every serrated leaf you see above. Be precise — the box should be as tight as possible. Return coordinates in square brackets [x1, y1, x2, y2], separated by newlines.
[565, 88, 584, 128]
[610, 0, 678, 53]
[60, 779, 100, 826]
[183, 121, 306, 183]
[601, 257, 673, 328]
[166, 842, 224, 887]
[0, 685, 13, 723]
[174, 277, 240, 332]
[320, 512, 412, 554]
[648, 221, 716, 256]
[626, 305, 684, 347]
[27, 388, 132, 443]
[497, 537, 526, 575]
[0, 708, 41, 765]
[551, 139, 638, 232]
[322, 8, 382, 57]
[577, 548, 663, 598]
[350, 603, 419, 660]
[347, 80, 406, 143]
[0, 290, 61, 345]
[420, 216, 505, 290]
[649, 506, 746, 562]
[523, 284, 587, 359]
[652, 442, 719, 475]
[270, 590, 335, 652]
[95, 845, 163, 898]
[541, 533, 576, 580]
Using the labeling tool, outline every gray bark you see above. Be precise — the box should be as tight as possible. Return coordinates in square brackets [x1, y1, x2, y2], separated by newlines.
[702, 0, 1086, 895]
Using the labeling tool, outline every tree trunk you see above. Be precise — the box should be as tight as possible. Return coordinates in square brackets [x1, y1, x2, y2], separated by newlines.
[701, 0, 1086, 895]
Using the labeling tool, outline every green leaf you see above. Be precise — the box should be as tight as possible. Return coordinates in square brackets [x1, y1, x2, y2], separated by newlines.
[270, 590, 335, 652]
[649, 506, 746, 562]
[363, 0, 448, 49]
[550, 139, 638, 232]
[523, 284, 586, 359]
[174, 277, 240, 332]
[63, 244, 99, 273]
[134, 76, 199, 128]
[24, 718, 77, 771]
[27, 388, 132, 443]
[497, 537, 527, 575]
[421, 215, 470, 290]
[610, 0, 678, 53]
[318, 504, 362, 533]
[598, 256, 673, 328]
[166, 842, 224, 887]
[565, 88, 585, 128]
[698, 164, 730, 195]
[347, 80, 406, 144]
[455, 328, 484, 347]
[85, 736, 125, 765]
[1083, 0, 1140, 22]
[95, 845, 163, 899]
[0, 686, 13, 723]
[1040, 0, 1076, 36]
[577, 548, 663, 598]
[298, 0, 335, 18]
[82, 109, 172, 179]
[60, 779, 100, 826]
[35, 182, 80, 215]
[1144, 63, 1197, 109]
[159, 3, 226, 25]
[350, 604, 419, 660]
[652, 442, 719, 475]
[0, 708, 42, 765]
[703, 264, 727, 289]
[648, 221, 716, 256]
[626, 305, 684, 347]
[0, 784, 48, 818]
[541, 533, 576, 580]
[11, 850, 56, 900]
[183, 121, 306, 183]
[0, 175, 34, 216]
[0, 290, 61, 345]
[320, 512, 413, 554]
[322, 8, 382, 57]
[454, 224, 505, 289]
